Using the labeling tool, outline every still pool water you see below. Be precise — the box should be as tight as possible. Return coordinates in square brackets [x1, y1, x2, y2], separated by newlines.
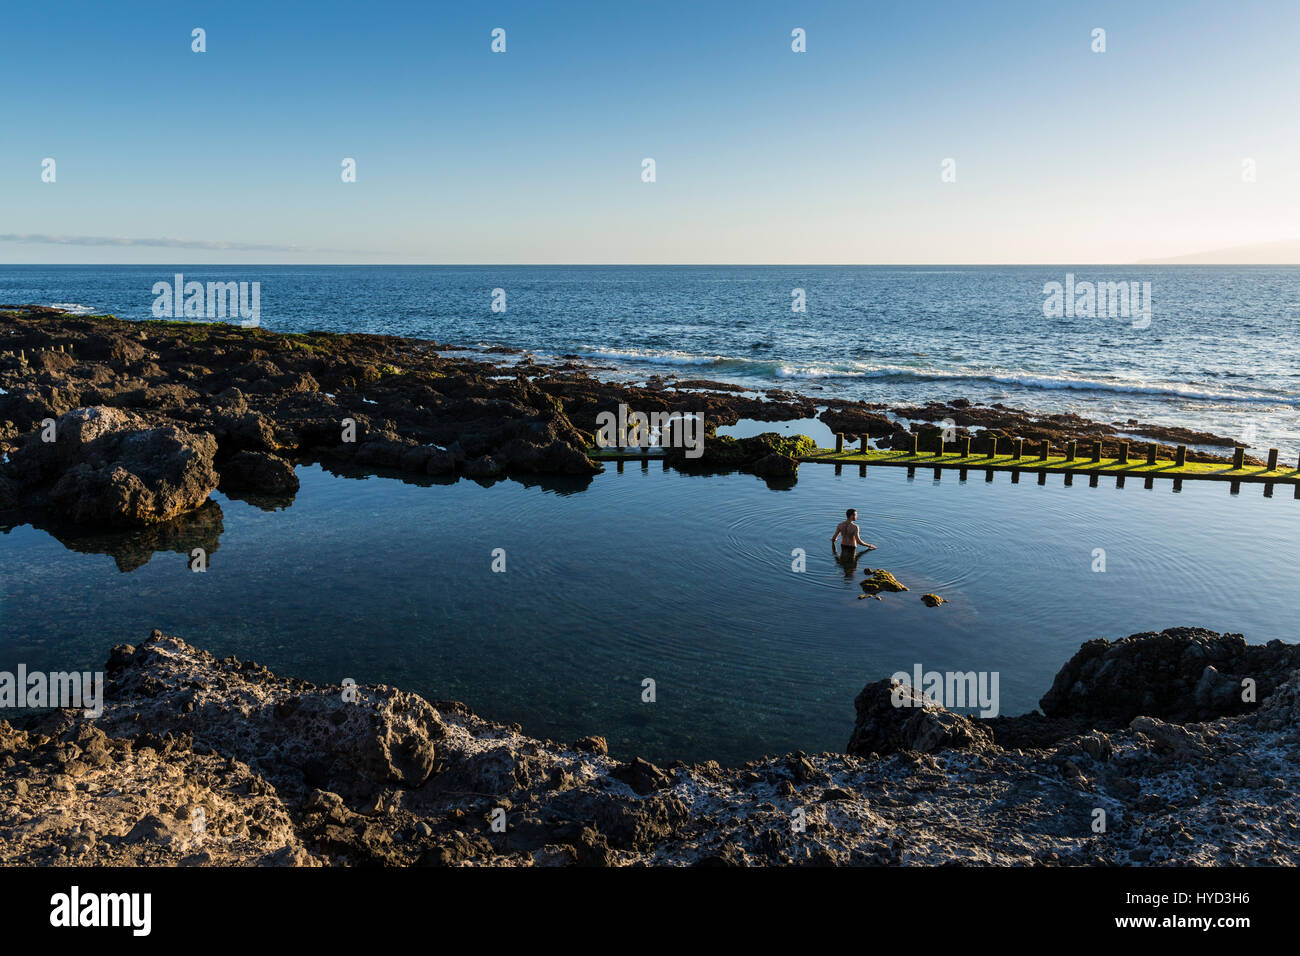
[2, 461, 1298, 765]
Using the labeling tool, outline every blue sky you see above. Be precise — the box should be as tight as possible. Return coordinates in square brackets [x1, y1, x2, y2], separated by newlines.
[2, 0, 1298, 263]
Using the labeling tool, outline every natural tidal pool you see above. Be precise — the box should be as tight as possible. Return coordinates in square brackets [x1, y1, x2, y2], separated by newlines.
[2, 461, 1298, 766]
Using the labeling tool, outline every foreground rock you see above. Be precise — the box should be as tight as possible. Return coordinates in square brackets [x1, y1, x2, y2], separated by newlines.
[2, 626, 1297, 866]
[1039, 626, 1300, 724]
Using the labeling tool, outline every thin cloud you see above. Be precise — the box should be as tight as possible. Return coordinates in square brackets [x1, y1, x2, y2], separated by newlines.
[0, 233, 318, 252]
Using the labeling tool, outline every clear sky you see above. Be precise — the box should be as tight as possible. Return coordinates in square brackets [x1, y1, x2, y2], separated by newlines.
[2, 0, 1298, 264]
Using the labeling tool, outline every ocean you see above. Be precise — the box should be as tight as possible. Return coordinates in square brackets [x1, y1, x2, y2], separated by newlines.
[3, 264, 1298, 455]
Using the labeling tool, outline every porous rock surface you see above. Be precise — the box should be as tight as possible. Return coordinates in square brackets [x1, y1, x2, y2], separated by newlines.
[2, 626, 1297, 866]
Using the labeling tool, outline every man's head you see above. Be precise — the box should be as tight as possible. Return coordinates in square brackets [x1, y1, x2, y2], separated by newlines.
[846, 509, 857, 520]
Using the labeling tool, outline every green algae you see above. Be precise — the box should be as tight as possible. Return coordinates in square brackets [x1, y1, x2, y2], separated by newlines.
[803, 447, 1299, 484]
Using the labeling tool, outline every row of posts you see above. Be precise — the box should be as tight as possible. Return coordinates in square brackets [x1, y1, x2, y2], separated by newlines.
[830, 460, 1297, 498]
[830, 432, 1294, 471]
[2, 345, 71, 361]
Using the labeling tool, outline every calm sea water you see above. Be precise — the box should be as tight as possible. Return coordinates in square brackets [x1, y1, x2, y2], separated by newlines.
[2, 265, 1298, 764]
[2, 265, 1298, 455]
[2, 461, 1297, 765]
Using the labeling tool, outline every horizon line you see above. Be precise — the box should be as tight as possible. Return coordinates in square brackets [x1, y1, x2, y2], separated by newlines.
[4, 262, 1299, 268]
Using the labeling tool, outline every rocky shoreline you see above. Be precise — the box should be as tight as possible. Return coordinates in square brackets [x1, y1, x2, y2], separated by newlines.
[2, 308, 1294, 867]
[1, 626, 1297, 866]
[0, 306, 1254, 541]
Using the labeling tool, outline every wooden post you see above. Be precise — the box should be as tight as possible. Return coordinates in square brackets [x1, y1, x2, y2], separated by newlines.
[1013, 437, 1023, 460]
[1233, 447, 1245, 469]
[1175, 445, 1187, 467]
[986, 436, 997, 460]
[1147, 444, 1157, 465]
[1091, 441, 1102, 463]
[1040, 440, 1049, 461]
[909, 433, 918, 455]
[1267, 448, 1278, 470]
[1066, 440, 1077, 462]
[1118, 442, 1129, 464]
[860, 434, 868, 454]
[960, 436, 971, 457]
[934, 434, 944, 457]
[835, 433, 843, 454]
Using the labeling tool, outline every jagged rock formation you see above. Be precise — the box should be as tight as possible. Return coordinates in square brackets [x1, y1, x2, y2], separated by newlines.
[2, 627, 1297, 866]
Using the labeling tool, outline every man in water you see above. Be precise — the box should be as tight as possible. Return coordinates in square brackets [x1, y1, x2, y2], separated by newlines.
[831, 508, 875, 557]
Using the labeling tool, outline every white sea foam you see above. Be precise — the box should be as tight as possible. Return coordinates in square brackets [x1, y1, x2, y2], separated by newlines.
[50, 302, 99, 315]
[473, 341, 1295, 410]
[842, 365, 1296, 405]
[576, 347, 725, 367]
[575, 348, 1296, 406]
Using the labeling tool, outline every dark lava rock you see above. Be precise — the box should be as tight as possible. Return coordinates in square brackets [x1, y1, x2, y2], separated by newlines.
[664, 432, 813, 472]
[353, 439, 414, 469]
[846, 679, 993, 756]
[219, 450, 299, 495]
[5, 406, 219, 527]
[818, 406, 898, 439]
[1038, 627, 1300, 724]
[464, 455, 501, 478]
[574, 735, 608, 755]
[751, 452, 798, 477]
[611, 757, 672, 795]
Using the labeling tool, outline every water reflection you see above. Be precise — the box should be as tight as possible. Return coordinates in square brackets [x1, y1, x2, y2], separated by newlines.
[2, 500, 224, 573]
